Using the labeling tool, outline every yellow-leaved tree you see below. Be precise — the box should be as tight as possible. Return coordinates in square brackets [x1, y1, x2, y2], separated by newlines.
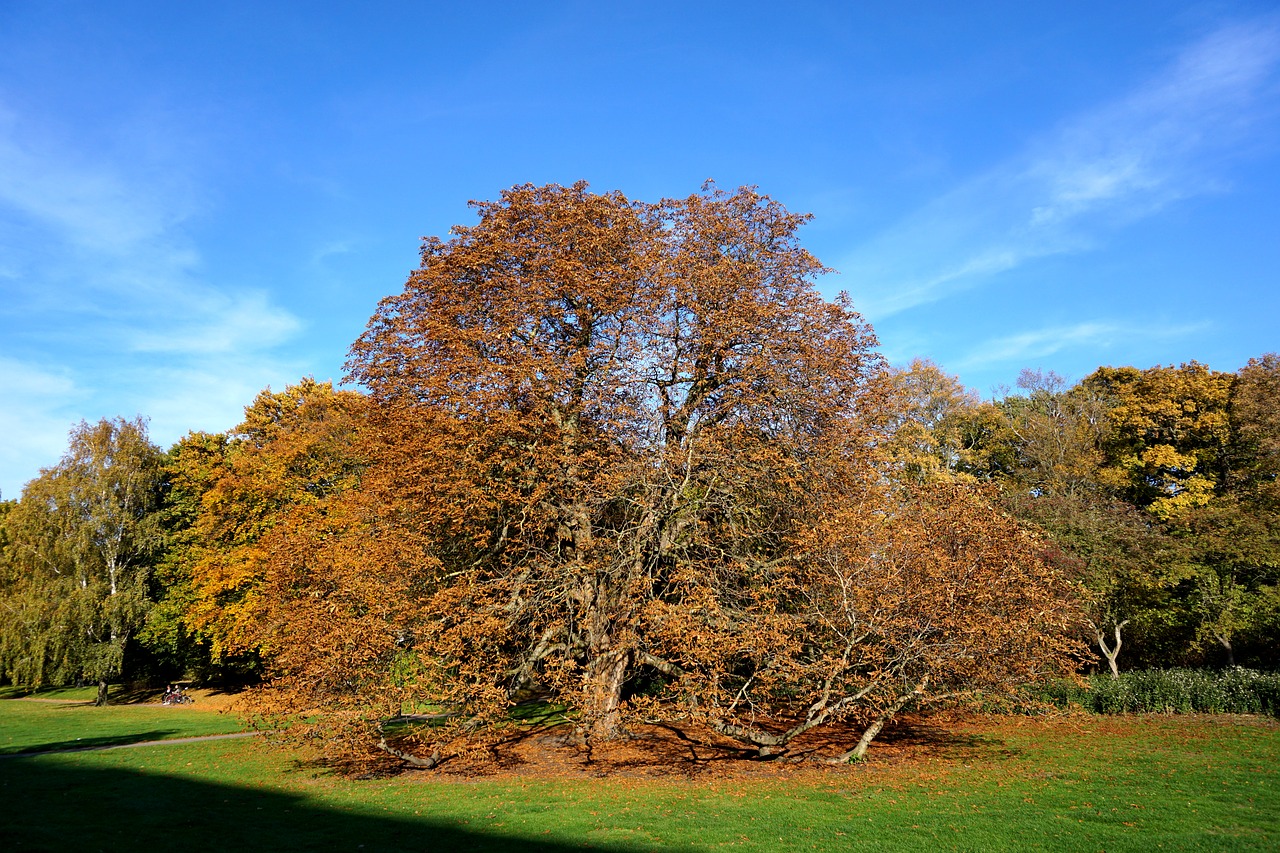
[179, 379, 369, 665]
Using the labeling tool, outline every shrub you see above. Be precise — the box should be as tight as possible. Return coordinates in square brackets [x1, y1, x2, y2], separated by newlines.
[1025, 668, 1280, 716]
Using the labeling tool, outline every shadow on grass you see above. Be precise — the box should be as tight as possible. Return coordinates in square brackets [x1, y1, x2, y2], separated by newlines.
[107, 685, 165, 704]
[0, 729, 181, 756]
[0, 688, 90, 702]
[0, 758, 678, 852]
[441, 720, 770, 780]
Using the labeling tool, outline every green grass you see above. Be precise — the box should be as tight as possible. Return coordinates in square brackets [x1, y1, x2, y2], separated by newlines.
[0, 684, 101, 702]
[0, 696, 247, 755]
[0, 703, 1276, 851]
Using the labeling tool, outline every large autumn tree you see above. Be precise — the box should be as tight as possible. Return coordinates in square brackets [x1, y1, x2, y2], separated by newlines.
[245, 182, 1084, 768]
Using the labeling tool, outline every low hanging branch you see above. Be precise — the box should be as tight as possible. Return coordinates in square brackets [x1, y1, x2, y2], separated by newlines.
[709, 682, 880, 757]
[374, 707, 484, 770]
[375, 730, 442, 769]
[825, 676, 930, 764]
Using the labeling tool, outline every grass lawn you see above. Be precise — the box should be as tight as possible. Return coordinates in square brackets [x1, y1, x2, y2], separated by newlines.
[0, 694, 247, 755]
[0, 685, 101, 702]
[0, 701, 1275, 851]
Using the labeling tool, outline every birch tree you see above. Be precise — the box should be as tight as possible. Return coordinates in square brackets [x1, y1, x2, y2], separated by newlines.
[0, 418, 163, 704]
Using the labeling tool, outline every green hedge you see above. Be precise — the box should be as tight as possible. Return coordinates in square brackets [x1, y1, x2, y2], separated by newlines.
[1028, 668, 1280, 716]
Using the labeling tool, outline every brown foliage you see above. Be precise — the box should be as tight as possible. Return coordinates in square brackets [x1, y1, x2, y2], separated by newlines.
[240, 183, 1084, 770]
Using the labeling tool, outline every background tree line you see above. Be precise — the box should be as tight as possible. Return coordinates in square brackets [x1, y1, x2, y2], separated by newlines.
[1, 183, 1275, 765]
[883, 354, 1280, 673]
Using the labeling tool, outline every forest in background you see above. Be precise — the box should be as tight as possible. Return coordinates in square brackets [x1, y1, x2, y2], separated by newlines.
[1, 183, 1276, 769]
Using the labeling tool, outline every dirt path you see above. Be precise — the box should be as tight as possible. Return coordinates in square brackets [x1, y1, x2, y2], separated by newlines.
[1, 731, 260, 759]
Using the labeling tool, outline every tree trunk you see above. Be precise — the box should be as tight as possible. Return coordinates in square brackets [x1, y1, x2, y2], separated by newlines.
[95, 679, 109, 707]
[1216, 632, 1236, 667]
[1092, 620, 1128, 679]
[583, 649, 630, 740]
[579, 554, 631, 740]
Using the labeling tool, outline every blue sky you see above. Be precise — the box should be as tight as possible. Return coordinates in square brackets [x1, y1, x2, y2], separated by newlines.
[2, 1, 1278, 498]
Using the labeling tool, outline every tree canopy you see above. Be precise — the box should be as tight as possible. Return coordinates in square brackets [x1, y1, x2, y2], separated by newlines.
[0, 418, 164, 704]
[220, 182, 1086, 768]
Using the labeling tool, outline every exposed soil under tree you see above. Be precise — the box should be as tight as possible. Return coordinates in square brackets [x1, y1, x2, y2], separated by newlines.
[355, 712, 1032, 781]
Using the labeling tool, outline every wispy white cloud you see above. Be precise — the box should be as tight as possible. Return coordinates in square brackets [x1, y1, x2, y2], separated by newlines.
[0, 103, 202, 274]
[0, 358, 83, 499]
[839, 20, 1280, 318]
[956, 319, 1211, 371]
[129, 291, 302, 355]
[310, 239, 358, 268]
[136, 360, 308, 444]
[0, 101, 306, 495]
